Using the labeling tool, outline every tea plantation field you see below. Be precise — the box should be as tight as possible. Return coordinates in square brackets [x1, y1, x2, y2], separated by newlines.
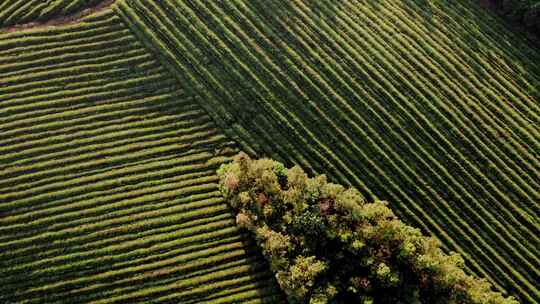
[0, 8, 282, 303]
[1, 0, 539, 303]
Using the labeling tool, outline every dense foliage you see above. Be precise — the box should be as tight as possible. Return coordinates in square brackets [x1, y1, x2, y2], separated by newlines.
[489, 0, 540, 33]
[218, 153, 519, 304]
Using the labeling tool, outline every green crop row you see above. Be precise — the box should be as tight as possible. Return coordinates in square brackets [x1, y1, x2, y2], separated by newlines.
[0, 7, 281, 302]
[115, 0, 540, 302]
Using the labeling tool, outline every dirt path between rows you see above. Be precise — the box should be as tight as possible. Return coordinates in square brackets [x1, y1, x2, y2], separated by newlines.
[2, 0, 115, 33]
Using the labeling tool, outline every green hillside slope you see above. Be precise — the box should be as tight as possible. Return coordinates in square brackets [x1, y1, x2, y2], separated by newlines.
[115, 0, 540, 302]
[0, 9, 282, 303]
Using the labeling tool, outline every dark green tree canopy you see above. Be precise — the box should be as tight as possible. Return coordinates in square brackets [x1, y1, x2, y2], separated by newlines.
[490, 0, 540, 33]
[218, 153, 518, 304]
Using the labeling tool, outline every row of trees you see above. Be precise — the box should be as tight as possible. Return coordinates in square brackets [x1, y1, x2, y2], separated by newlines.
[218, 153, 518, 304]
[488, 0, 540, 33]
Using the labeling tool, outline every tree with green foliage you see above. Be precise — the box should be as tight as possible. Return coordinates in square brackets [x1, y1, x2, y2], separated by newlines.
[217, 152, 519, 304]
[490, 0, 540, 32]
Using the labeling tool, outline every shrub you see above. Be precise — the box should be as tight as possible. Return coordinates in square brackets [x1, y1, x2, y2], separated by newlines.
[490, 0, 540, 33]
[218, 152, 519, 304]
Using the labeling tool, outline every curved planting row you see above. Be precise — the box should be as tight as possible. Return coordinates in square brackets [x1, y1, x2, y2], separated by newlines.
[115, 0, 540, 302]
[0, 8, 282, 304]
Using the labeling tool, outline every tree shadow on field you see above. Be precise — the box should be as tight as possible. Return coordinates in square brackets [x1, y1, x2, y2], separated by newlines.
[237, 231, 288, 303]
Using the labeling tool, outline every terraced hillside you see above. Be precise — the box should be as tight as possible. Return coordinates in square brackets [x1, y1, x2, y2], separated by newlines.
[1, 0, 539, 303]
[0, 8, 282, 304]
[116, 0, 540, 302]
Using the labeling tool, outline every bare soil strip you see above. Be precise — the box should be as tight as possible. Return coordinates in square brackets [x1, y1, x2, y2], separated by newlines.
[2, 0, 115, 33]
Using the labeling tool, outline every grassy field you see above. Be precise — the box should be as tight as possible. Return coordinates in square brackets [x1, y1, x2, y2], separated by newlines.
[0, 8, 282, 303]
[1, 0, 539, 303]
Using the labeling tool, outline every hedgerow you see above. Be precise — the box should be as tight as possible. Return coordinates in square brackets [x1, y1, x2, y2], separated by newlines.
[217, 153, 519, 304]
